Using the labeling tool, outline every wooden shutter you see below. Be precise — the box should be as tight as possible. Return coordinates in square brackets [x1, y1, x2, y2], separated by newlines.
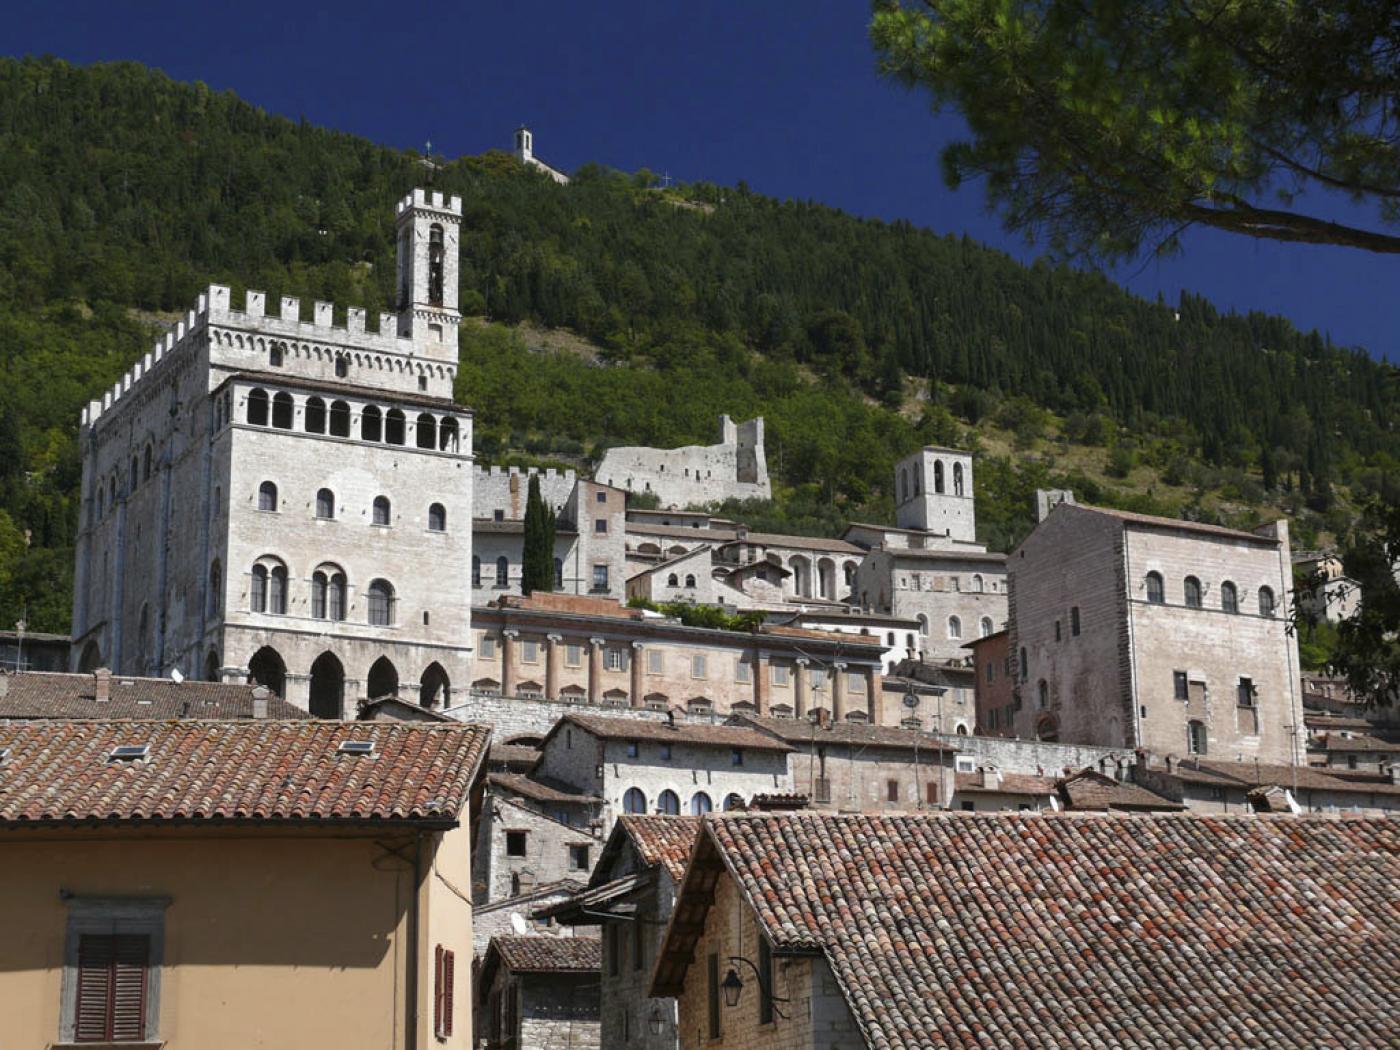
[433, 945, 442, 1038]
[434, 944, 455, 1040]
[75, 933, 148, 1042]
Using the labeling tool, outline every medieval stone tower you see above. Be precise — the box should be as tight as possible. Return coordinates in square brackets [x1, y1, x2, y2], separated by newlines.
[70, 189, 474, 717]
[894, 446, 976, 541]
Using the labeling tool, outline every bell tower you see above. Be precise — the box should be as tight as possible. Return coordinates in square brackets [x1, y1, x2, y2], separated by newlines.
[394, 188, 462, 358]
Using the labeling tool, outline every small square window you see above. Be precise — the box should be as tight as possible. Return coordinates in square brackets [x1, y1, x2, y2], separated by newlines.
[506, 830, 527, 857]
[568, 844, 590, 871]
[731, 748, 744, 767]
[595, 491, 607, 503]
[626, 740, 640, 758]
[660, 743, 672, 761]
[595, 519, 608, 534]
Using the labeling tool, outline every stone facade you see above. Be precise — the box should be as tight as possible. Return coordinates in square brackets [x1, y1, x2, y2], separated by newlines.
[466, 594, 889, 724]
[472, 882, 588, 957]
[967, 629, 1014, 735]
[853, 548, 1007, 661]
[1008, 502, 1305, 763]
[473, 793, 601, 904]
[70, 189, 473, 716]
[597, 415, 770, 509]
[894, 445, 975, 540]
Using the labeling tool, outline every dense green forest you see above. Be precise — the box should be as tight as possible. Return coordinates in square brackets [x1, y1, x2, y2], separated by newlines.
[0, 56, 1396, 633]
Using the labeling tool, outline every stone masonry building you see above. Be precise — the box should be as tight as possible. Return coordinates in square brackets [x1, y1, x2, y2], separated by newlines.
[597, 415, 770, 509]
[70, 189, 474, 716]
[1008, 501, 1305, 763]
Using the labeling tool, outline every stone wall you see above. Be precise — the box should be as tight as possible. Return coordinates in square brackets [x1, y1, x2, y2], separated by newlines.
[473, 465, 577, 520]
[600, 873, 680, 1050]
[933, 732, 1127, 776]
[856, 550, 1009, 662]
[520, 973, 600, 1050]
[472, 793, 600, 903]
[596, 415, 770, 510]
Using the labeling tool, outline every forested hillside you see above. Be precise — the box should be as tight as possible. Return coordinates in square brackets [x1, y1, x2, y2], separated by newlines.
[0, 56, 1396, 632]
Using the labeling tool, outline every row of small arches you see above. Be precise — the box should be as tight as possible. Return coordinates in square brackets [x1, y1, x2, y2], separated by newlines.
[214, 328, 454, 380]
[244, 388, 461, 451]
[1144, 572, 1276, 617]
[236, 554, 399, 626]
[243, 646, 453, 716]
[900, 459, 965, 502]
[622, 787, 740, 816]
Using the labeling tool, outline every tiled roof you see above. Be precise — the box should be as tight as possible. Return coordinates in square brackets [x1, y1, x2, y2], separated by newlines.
[488, 743, 541, 770]
[0, 672, 310, 720]
[0, 720, 491, 827]
[487, 772, 601, 804]
[1318, 733, 1400, 753]
[488, 935, 601, 974]
[740, 532, 866, 554]
[617, 815, 701, 883]
[954, 771, 1057, 795]
[1068, 502, 1279, 544]
[1056, 770, 1184, 811]
[654, 813, 1400, 1047]
[552, 714, 792, 752]
[735, 714, 960, 753]
[1170, 757, 1400, 796]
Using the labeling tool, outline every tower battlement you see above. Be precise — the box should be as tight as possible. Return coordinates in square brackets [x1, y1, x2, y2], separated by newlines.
[395, 188, 463, 218]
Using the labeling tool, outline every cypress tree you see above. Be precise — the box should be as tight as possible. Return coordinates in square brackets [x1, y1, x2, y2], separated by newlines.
[521, 475, 556, 594]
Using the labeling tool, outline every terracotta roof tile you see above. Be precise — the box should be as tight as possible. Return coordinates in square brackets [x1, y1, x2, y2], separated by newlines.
[488, 935, 601, 973]
[0, 672, 310, 720]
[0, 720, 490, 826]
[1057, 770, 1184, 811]
[1069, 502, 1279, 544]
[554, 714, 792, 752]
[618, 815, 702, 883]
[736, 714, 960, 752]
[954, 771, 1057, 795]
[487, 772, 601, 804]
[1318, 733, 1400, 753]
[657, 813, 1400, 1047]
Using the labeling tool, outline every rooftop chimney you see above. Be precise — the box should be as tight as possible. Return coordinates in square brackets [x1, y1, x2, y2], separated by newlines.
[251, 686, 270, 719]
[94, 667, 112, 703]
[979, 766, 1001, 789]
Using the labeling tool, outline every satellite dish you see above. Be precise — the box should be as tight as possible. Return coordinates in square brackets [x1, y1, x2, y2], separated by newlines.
[170, 668, 185, 684]
[509, 913, 528, 935]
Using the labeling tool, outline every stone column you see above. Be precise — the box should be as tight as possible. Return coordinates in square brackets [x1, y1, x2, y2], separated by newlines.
[832, 661, 848, 722]
[630, 640, 646, 707]
[753, 650, 769, 716]
[794, 657, 809, 719]
[587, 637, 605, 705]
[545, 633, 562, 700]
[283, 672, 312, 713]
[501, 628, 518, 698]
[866, 666, 882, 724]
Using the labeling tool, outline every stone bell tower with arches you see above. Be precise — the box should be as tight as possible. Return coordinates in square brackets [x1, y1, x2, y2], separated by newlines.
[395, 188, 462, 360]
[894, 446, 976, 543]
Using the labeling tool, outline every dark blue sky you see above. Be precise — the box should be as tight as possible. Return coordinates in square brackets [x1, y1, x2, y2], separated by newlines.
[13, 0, 1399, 360]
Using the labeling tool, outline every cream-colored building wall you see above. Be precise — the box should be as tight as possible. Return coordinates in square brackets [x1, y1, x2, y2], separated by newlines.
[0, 825, 474, 1050]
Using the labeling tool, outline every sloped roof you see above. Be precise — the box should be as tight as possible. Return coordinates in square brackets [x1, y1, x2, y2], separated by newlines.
[654, 813, 1400, 1048]
[1056, 770, 1184, 811]
[487, 935, 601, 974]
[954, 771, 1057, 796]
[487, 772, 601, 805]
[0, 672, 310, 720]
[1064, 502, 1279, 545]
[617, 814, 702, 883]
[1317, 733, 1400, 753]
[1168, 757, 1400, 796]
[0, 720, 491, 827]
[549, 714, 792, 753]
[735, 714, 960, 753]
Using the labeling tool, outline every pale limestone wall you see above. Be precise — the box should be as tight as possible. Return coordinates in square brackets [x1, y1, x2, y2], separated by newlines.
[473, 794, 599, 903]
[601, 872, 680, 1050]
[597, 416, 770, 509]
[520, 974, 599, 1050]
[787, 741, 958, 811]
[857, 550, 1008, 661]
[473, 466, 577, 520]
[628, 546, 716, 605]
[472, 888, 588, 957]
[894, 446, 976, 541]
[933, 732, 1126, 777]
[445, 693, 675, 743]
[672, 870, 864, 1050]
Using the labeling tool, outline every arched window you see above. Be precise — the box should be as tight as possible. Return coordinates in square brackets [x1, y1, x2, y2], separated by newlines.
[471, 556, 481, 588]
[258, 481, 278, 512]
[667, 574, 679, 587]
[367, 656, 398, 699]
[269, 342, 284, 368]
[947, 616, 962, 640]
[428, 503, 446, 532]
[142, 444, 153, 481]
[495, 556, 509, 588]
[1187, 720, 1207, 755]
[934, 460, 945, 494]
[334, 355, 349, 378]
[361, 405, 383, 442]
[917, 614, 929, 637]
[685, 574, 696, 588]
[1037, 679, 1048, 708]
[1145, 572, 1165, 604]
[420, 662, 451, 708]
[690, 792, 713, 816]
[251, 564, 268, 613]
[416, 413, 437, 450]
[312, 566, 347, 621]
[1019, 647, 1028, 682]
[207, 560, 222, 618]
[329, 400, 351, 438]
[1258, 586, 1277, 618]
[972, 574, 984, 593]
[439, 417, 459, 452]
[309, 651, 345, 718]
[1184, 575, 1202, 609]
[723, 793, 745, 812]
[271, 392, 294, 429]
[953, 462, 965, 496]
[367, 578, 395, 626]
[372, 496, 391, 526]
[247, 388, 269, 426]
[844, 562, 856, 587]
[385, 408, 406, 446]
[1221, 581, 1239, 614]
[305, 396, 327, 434]
[657, 790, 680, 815]
[269, 563, 287, 615]
[623, 788, 647, 815]
[980, 616, 993, 638]
[428, 223, 446, 305]
[248, 646, 286, 697]
[553, 558, 563, 589]
[316, 488, 335, 520]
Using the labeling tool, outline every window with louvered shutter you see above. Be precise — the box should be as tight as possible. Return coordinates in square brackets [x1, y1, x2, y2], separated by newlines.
[75, 933, 148, 1041]
[434, 944, 455, 1040]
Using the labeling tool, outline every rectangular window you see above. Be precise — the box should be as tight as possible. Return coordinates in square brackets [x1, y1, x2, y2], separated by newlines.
[1238, 677, 1255, 706]
[848, 672, 866, 694]
[606, 648, 626, 672]
[592, 564, 609, 591]
[659, 743, 673, 761]
[434, 945, 455, 1039]
[707, 953, 721, 1039]
[61, 898, 165, 1045]
[595, 519, 608, 534]
[479, 635, 496, 660]
[814, 777, 832, 803]
[506, 830, 527, 857]
[633, 919, 645, 972]
[771, 664, 790, 687]
[1054, 620, 1062, 642]
[626, 739, 640, 758]
[735, 660, 751, 683]
[1071, 607, 1081, 636]
[926, 781, 940, 804]
[565, 644, 582, 667]
[886, 779, 900, 802]
[522, 640, 539, 664]
[758, 937, 774, 1025]
[811, 667, 828, 690]
[731, 748, 744, 767]
[568, 844, 590, 871]
[1173, 671, 1189, 701]
[647, 650, 663, 674]
[691, 654, 707, 679]
[596, 490, 607, 503]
